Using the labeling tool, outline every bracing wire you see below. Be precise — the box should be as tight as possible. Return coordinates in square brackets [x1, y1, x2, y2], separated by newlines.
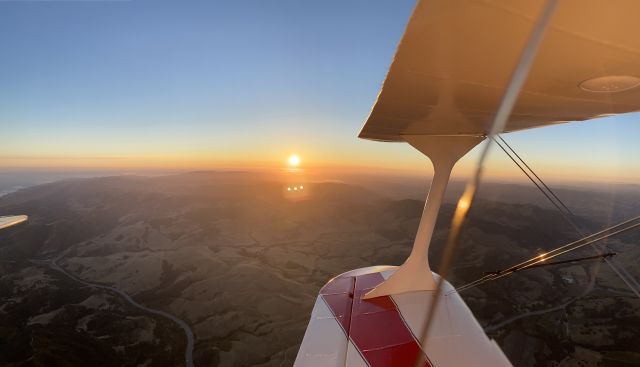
[413, 1, 559, 365]
[502, 135, 640, 294]
[452, 139, 640, 297]
[513, 253, 617, 271]
[491, 136, 640, 297]
[492, 137, 578, 227]
[497, 135, 573, 215]
[454, 216, 640, 294]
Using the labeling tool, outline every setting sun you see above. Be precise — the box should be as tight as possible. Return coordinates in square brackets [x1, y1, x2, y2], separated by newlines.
[288, 154, 300, 167]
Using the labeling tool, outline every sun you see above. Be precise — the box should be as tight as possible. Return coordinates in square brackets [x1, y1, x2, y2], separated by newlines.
[288, 154, 300, 167]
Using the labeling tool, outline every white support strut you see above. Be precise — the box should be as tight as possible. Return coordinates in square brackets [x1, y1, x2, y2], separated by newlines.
[364, 135, 483, 299]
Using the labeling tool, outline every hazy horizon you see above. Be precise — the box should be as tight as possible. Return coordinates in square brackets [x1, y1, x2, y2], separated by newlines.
[1, 0, 638, 183]
[1, 165, 638, 204]
[2, 1, 639, 366]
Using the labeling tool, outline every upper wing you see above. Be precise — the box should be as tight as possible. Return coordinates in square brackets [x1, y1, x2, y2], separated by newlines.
[360, 0, 640, 141]
[0, 215, 28, 230]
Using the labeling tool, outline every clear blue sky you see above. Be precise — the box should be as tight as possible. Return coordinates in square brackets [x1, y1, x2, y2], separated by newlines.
[0, 0, 638, 183]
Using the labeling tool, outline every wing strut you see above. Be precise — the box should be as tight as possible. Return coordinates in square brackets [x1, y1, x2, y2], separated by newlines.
[364, 135, 483, 299]
[413, 1, 560, 365]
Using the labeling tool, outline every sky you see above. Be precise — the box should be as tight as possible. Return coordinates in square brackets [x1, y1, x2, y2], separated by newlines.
[0, 0, 638, 184]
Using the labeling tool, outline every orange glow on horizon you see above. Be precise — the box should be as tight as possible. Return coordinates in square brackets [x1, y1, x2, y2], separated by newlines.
[0, 150, 637, 185]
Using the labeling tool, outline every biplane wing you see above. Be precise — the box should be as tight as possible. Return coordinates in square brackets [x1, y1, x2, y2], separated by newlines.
[297, 0, 640, 366]
[0, 215, 28, 231]
[360, 0, 640, 141]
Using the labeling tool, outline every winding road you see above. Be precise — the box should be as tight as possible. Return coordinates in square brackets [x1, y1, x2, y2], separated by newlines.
[31, 257, 195, 367]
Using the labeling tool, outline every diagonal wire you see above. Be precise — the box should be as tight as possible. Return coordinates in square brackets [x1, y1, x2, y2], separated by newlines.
[479, 222, 640, 285]
[501, 135, 640, 293]
[452, 218, 636, 291]
[460, 216, 640, 284]
[453, 217, 640, 294]
[494, 135, 640, 297]
[492, 137, 576, 226]
[447, 140, 640, 337]
[497, 135, 573, 214]
[414, 1, 559, 365]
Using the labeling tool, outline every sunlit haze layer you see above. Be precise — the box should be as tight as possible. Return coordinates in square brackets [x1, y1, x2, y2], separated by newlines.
[1, 1, 638, 184]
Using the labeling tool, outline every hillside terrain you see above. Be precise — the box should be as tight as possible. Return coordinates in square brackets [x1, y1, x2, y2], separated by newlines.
[0, 171, 639, 366]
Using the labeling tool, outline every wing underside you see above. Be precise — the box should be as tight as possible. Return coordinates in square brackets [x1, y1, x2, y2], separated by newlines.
[360, 0, 640, 142]
[0, 215, 28, 230]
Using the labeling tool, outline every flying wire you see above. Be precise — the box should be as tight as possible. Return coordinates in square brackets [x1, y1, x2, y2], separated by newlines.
[497, 135, 573, 214]
[453, 141, 640, 297]
[413, 1, 559, 365]
[454, 216, 640, 294]
[515, 252, 616, 271]
[492, 138, 581, 231]
[490, 136, 640, 297]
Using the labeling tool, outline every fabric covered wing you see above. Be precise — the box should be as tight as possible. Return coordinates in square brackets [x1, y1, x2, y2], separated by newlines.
[294, 266, 512, 367]
[360, 0, 640, 141]
[0, 215, 28, 230]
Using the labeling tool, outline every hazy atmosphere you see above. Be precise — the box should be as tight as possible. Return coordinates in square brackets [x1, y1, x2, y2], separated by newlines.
[1, 0, 638, 182]
[1, 1, 639, 367]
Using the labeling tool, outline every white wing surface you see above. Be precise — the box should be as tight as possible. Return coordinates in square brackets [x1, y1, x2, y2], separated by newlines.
[0, 215, 28, 230]
[360, 0, 640, 141]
